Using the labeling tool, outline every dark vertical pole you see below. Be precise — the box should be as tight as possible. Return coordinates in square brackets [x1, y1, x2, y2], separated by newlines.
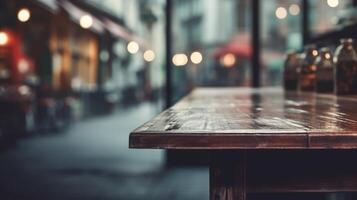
[165, 0, 173, 168]
[210, 151, 247, 200]
[302, 0, 309, 45]
[251, 0, 260, 87]
[354, 0, 357, 6]
[165, 0, 172, 109]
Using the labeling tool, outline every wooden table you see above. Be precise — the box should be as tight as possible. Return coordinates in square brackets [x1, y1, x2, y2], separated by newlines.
[130, 88, 357, 200]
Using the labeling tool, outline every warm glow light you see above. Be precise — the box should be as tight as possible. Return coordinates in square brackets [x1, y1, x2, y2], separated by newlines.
[172, 54, 188, 66]
[127, 41, 139, 54]
[327, 0, 339, 7]
[18, 59, 29, 73]
[0, 32, 8, 45]
[220, 53, 236, 68]
[18, 85, 30, 95]
[80, 15, 93, 29]
[17, 8, 31, 22]
[311, 65, 317, 71]
[325, 53, 331, 59]
[275, 7, 287, 19]
[289, 4, 300, 15]
[312, 50, 318, 56]
[190, 51, 203, 64]
[143, 50, 155, 62]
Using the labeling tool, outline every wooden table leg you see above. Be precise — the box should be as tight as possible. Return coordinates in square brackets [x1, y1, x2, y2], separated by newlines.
[210, 150, 246, 200]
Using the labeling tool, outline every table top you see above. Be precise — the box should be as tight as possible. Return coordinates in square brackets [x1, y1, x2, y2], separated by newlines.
[130, 88, 357, 149]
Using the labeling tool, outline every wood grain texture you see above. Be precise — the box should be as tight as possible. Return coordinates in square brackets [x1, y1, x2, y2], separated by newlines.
[210, 151, 246, 200]
[130, 87, 357, 149]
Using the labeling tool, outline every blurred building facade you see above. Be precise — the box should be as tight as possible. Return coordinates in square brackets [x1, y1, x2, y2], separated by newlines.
[0, 0, 166, 116]
[88, 0, 166, 106]
[0, 0, 166, 137]
[1, 0, 355, 137]
[168, 0, 309, 100]
[171, 0, 252, 101]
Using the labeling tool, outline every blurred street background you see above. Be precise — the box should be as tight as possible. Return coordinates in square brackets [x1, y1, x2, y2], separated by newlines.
[0, 0, 356, 199]
[0, 102, 208, 200]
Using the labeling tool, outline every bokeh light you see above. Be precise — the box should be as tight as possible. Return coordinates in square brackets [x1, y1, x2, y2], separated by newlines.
[80, 15, 93, 29]
[172, 53, 188, 66]
[190, 51, 203, 64]
[289, 4, 300, 16]
[325, 53, 331, 59]
[127, 41, 139, 54]
[275, 7, 287, 19]
[143, 50, 155, 62]
[220, 53, 236, 68]
[18, 85, 30, 95]
[0, 32, 8, 45]
[18, 59, 29, 73]
[327, 0, 339, 8]
[17, 8, 31, 22]
[312, 50, 318, 56]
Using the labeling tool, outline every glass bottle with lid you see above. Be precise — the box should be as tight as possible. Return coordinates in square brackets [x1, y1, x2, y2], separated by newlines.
[334, 38, 357, 95]
[283, 52, 299, 90]
[299, 45, 319, 91]
[315, 47, 334, 93]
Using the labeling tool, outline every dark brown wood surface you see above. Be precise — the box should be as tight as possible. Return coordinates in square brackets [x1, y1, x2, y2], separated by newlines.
[210, 151, 246, 200]
[207, 150, 357, 196]
[245, 150, 357, 193]
[130, 88, 357, 149]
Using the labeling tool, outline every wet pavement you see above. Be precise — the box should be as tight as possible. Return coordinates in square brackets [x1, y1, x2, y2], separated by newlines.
[0, 103, 208, 200]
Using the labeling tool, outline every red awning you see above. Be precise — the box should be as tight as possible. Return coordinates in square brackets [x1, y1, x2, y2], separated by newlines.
[214, 43, 252, 59]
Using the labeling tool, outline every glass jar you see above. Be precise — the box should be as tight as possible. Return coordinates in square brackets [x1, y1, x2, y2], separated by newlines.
[315, 47, 334, 93]
[299, 45, 319, 91]
[334, 38, 357, 95]
[283, 52, 299, 90]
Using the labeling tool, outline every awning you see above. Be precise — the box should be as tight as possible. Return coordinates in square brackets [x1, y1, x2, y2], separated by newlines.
[60, 1, 149, 49]
[39, 0, 149, 49]
[214, 43, 252, 59]
[214, 33, 252, 59]
[104, 18, 149, 50]
[33, 0, 59, 13]
[104, 19, 132, 41]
